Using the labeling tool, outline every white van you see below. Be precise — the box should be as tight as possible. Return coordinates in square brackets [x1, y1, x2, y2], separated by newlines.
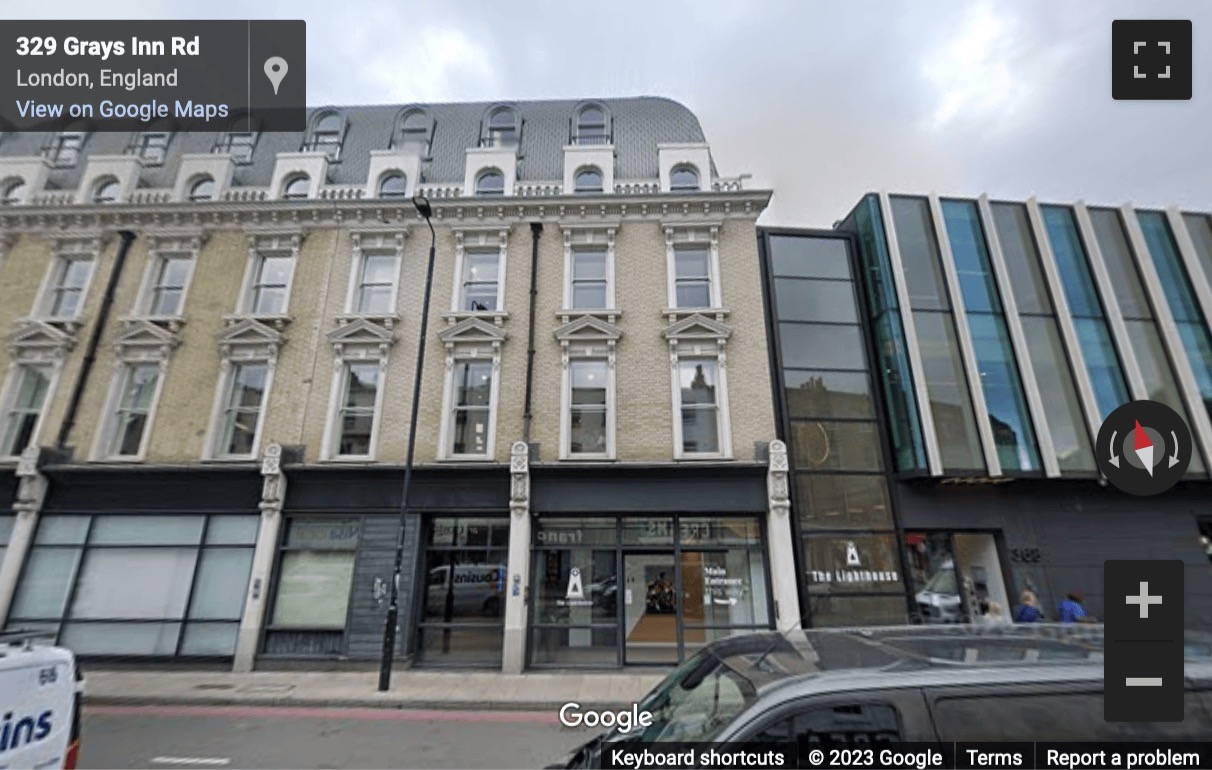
[426, 564, 506, 618]
[0, 632, 82, 770]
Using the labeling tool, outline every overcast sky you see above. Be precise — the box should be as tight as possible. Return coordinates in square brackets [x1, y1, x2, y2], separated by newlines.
[17, 0, 1212, 226]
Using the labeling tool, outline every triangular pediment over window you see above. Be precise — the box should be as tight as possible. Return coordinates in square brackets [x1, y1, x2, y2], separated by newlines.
[663, 313, 733, 342]
[7, 320, 77, 360]
[327, 317, 396, 346]
[439, 316, 508, 346]
[554, 315, 622, 343]
[112, 319, 180, 360]
[217, 318, 285, 359]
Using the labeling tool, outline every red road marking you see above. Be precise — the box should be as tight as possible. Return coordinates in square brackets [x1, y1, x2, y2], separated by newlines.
[87, 705, 562, 724]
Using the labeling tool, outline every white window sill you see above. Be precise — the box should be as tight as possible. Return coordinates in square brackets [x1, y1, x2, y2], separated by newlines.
[200, 456, 260, 464]
[336, 312, 403, 328]
[438, 455, 495, 463]
[556, 309, 621, 323]
[320, 455, 379, 464]
[662, 307, 730, 320]
[674, 454, 734, 462]
[558, 455, 616, 463]
[89, 455, 147, 464]
[223, 313, 293, 329]
[443, 310, 509, 323]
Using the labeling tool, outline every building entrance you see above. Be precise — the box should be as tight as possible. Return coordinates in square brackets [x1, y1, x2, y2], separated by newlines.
[622, 551, 678, 664]
[902, 531, 1010, 624]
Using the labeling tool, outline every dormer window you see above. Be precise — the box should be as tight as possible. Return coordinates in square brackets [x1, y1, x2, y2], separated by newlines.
[395, 109, 432, 154]
[475, 169, 505, 197]
[216, 118, 258, 164]
[134, 132, 170, 165]
[483, 106, 519, 148]
[92, 178, 120, 204]
[670, 165, 700, 192]
[188, 176, 215, 202]
[307, 112, 345, 160]
[378, 173, 408, 199]
[282, 175, 309, 200]
[574, 104, 609, 145]
[1, 178, 24, 206]
[574, 167, 603, 194]
[48, 132, 84, 167]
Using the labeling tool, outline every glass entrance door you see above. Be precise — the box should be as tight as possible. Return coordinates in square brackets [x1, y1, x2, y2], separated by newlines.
[622, 551, 680, 664]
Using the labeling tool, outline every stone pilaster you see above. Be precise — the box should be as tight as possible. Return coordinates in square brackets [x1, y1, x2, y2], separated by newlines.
[501, 440, 531, 673]
[766, 439, 804, 634]
[0, 446, 47, 627]
[232, 443, 287, 672]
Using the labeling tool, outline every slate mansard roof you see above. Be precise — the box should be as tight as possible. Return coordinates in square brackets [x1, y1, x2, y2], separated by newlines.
[0, 96, 715, 192]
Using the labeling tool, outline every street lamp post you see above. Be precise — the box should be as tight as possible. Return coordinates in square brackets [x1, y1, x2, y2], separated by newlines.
[378, 194, 437, 692]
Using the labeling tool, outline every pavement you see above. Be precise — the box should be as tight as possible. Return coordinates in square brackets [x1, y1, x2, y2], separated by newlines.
[83, 668, 669, 711]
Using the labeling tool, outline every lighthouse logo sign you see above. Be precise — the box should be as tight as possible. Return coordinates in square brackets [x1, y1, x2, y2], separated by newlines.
[566, 567, 584, 600]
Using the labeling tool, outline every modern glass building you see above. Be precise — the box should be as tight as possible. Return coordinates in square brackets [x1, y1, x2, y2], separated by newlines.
[761, 194, 1212, 630]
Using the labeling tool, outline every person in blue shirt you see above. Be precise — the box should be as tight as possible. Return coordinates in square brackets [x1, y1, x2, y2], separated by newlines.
[1013, 590, 1044, 623]
[1057, 590, 1092, 623]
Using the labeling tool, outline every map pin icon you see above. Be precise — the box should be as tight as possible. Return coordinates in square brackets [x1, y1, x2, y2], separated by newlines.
[264, 57, 288, 95]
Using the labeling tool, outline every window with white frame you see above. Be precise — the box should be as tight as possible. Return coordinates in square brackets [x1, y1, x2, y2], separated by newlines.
[307, 113, 344, 160]
[214, 362, 269, 458]
[217, 130, 257, 163]
[104, 362, 160, 457]
[353, 248, 399, 315]
[188, 177, 215, 202]
[333, 362, 380, 457]
[449, 360, 493, 456]
[461, 249, 500, 312]
[248, 249, 295, 316]
[146, 250, 194, 317]
[673, 245, 712, 308]
[395, 109, 431, 153]
[282, 175, 309, 200]
[570, 247, 609, 310]
[670, 164, 700, 192]
[92, 178, 120, 204]
[568, 360, 609, 456]
[46, 251, 95, 319]
[1, 365, 52, 457]
[677, 359, 721, 454]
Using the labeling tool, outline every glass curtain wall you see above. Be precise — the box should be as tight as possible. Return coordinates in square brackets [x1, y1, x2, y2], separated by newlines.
[940, 199, 1041, 472]
[988, 203, 1096, 473]
[889, 196, 984, 472]
[767, 233, 907, 627]
[1039, 206, 1130, 421]
[848, 197, 927, 472]
[1136, 211, 1212, 421]
[1087, 208, 1205, 474]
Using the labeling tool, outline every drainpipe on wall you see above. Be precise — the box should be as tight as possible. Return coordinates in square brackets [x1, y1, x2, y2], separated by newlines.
[521, 222, 543, 446]
[56, 229, 137, 452]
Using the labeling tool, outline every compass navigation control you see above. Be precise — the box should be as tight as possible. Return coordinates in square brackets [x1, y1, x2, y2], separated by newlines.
[1097, 400, 1193, 495]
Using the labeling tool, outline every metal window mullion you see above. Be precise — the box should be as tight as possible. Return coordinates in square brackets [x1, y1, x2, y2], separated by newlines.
[1119, 205, 1212, 476]
[978, 196, 1059, 477]
[1024, 199, 1103, 447]
[1165, 207, 1212, 331]
[878, 192, 942, 475]
[1072, 202, 1148, 398]
[928, 194, 1001, 476]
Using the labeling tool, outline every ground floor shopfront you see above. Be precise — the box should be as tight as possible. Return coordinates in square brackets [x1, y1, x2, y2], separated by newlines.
[0, 447, 796, 671]
[804, 479, 1212, 630]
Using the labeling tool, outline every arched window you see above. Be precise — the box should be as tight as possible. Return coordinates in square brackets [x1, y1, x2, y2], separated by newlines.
[378, 173, 408, 199]
[475, 169, 505, 197]
[396, 109, 431, 152]
[283, 175, 310, 200]
[484, 107, 519, 148]
[670, 164, 700, 192]
[574, 167, 603, 194]
[575, 104, 609, 145]
[307, 112, 344, 160]
[1, 178, 25, 206]
[189, 177, 215, 202]
[92, 178, 120, 204]
[216, 114, 258, 163]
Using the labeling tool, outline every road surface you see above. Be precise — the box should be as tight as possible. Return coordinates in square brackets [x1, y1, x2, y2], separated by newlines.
[82, 705, 596, 769]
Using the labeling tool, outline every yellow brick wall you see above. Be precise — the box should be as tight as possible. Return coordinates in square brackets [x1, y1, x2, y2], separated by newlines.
[0, 212, 775, 469]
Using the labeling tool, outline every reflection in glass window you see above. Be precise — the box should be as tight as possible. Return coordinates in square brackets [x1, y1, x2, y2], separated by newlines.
[673, 246, 711, 308]
[250, 253, 294, 315]
[1126, 320, 1205, 473]
[49, 256, 94, 318]
[335, 363, 379, 457]
[679, 360, 720, 454]
[2, 366, 52, 457]
[797, 474, 892, 530]
[569, 360, 608, 456]
[784, 370, 874, 419]
[570, 248, 608, 309]
[355, 251, 398, 314]
[769, 235, 851, 280]
[1020, 317, 1096, 472]
[419, 515, 507, 666]
[1089, 209, 1152, 319]
[1072, 318, 1130, 421]
[889, 196, 950, 311]
[461, 250, 500, 311]
[791, 420, 882, 472]
[1182, 213, 1212, 291]
[803, 535, 901, 595]
[451, 361, 493, 456]
[990, 203, 1052, 315]
[149, 253, 192, 316]
[774, 279, 859, 323]
[217, 362, 268, 458]
[107, 363, 160, 457]
[779, 323, 866, 370]
[875, 314, 927, 471]
[913, 311, 984, 470]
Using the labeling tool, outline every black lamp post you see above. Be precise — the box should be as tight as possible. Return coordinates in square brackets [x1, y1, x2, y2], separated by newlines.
[378, 194, 437, 692]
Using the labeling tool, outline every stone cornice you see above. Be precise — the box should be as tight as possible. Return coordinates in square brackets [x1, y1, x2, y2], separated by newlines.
[0, 190, 773, 235]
